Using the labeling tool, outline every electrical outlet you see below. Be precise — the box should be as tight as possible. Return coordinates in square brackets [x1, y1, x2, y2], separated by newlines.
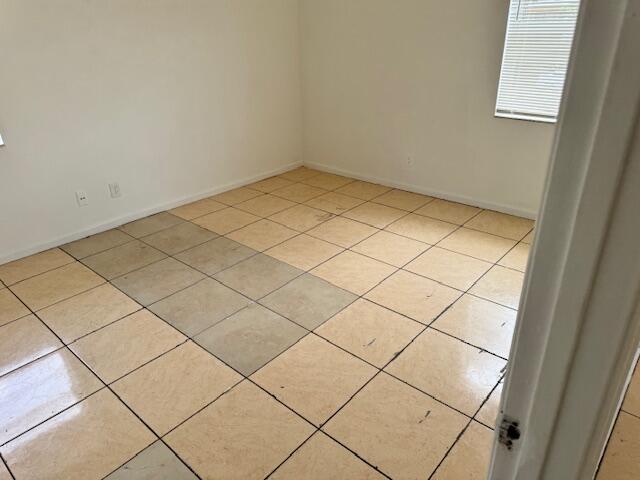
[75, 190, 88, 207]
[109, 182, 121, 198]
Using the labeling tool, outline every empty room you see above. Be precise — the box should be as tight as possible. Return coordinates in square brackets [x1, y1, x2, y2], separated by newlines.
[1, 1, 639, 479]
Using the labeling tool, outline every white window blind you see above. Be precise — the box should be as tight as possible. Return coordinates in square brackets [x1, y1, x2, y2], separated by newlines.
[496, 0, 580, 123]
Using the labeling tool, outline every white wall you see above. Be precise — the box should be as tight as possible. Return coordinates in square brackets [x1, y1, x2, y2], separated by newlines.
[0, 0, 302, 262]
[300, 0, 555, 218]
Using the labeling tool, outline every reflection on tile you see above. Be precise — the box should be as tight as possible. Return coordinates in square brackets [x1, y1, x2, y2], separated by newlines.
[465, 210, 534, 241]
[169, 197, 226, 220]
[498, 242, 531, 272]
[0, 389, 154, 480]
[226, 219, 297, 252]
[165, 381, 313, 480]
[335, 181, 391, 200]
[386, 214, 457, 244]
[252, 335, 376, 425]
[105, 440, 197, 480]
[476, 380, 503, 429]
[437, 228, 516, 263]
[113, 342, 241, 435]
[415, 199, 481, 225]
[62, 229, 133, 259]
[119, 212, 184, 238]
[0, 348, 101, 444]
[302, 173, 354, 190]
[432, 421, 493, 480]
[272, 183, 326, 203]
[192, 208, 260, 235]
[0, 288, 29, 326]
[211, 187, 263, 205]
[343, 202, 406, 229]
[305, 192, 365, 215]
[0, 248, 74, 286]
[372, 189, 433, 211]
[141, 222, 216, 255]
[265, 234, 343, 271]
[249, 176, 294, 193]
[269, 205, 334, 232]
[597, 412, 640, 480]
[174, 237, 256, 275]
[469, 265, 524, 309]
[351, 231, 428, 267]
[307, 217, 378, 248]
[82, 240, 167, 280]
[235, 194, 295, 217]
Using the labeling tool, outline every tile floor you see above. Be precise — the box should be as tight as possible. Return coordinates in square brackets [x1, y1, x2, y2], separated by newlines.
[0, 166, 536, 479]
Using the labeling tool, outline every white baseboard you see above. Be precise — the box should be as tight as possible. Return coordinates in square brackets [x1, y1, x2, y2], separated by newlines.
[0, 161, 302, 265]
[304, 161, 538, 220]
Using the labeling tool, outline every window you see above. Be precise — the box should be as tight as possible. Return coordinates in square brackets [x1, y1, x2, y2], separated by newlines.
[495, 0, 580, 123]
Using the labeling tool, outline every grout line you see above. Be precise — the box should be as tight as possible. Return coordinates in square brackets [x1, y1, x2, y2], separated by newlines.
[0, 452, 15, 480]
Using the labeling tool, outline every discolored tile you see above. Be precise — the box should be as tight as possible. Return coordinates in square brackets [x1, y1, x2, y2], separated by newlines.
[270, 432, 384, 480]
[272, 183, 326, 203]
[105, 441, 197, 480]
[235, 194, 295, 217]
[10, 262, 104, 311]
[597, 412, 640, 480]
[498, 242, 531, 272]
[192, 208, 260, 235]
[165, 381, 313, 480]
[119, 212, 184, 238]
[141, 222, 216, 255]
[465, 210, 534, 241]
[343, 202, 406, 229]
[386, 213, 457, 244]
[433, 294, 516, 358]
[0, 315, 62, 376]
[351, 230, 428, 267]
[175, 237, 256, 275]
[38, 283, 140, 343]
[111, 258, 205, 306]
[0, 288, 29, 326]
[260, 274, 357, 330]
[252, 335, 376, 425]
[405, 247, 492, 290]
[335, 181, 391, 200]
[62, 229, 133, 259]
[249, 176, 294, 193]
[365, 270, 461, 324]
[415, 199, 481, 225]
[149, 278, 251, 337]
[311, 251, 396, 296]
[623, 366, 640, 417]
[316, 299, 423, 367]
[226, 220, 297, 252]
[302, 173, 354, 190]
[279, 166, 322, 182]
[476, 380, 503, 428]
[169, 197, 226, 220]
[210, 187, 263, 205]
[386, 329, 505, 416]
[70, 309, 185, 383]
[0, 389, 154, 480]
[305, 191, 365, 215]
[0, 248, 74, 286]
[432, 421, 494, 480]
[323, 373, 468, 479]
[269, 204, 334, 232]
[214, 254, 303, 300]
[307, 217, 378, 248]
[0, 348, 101, 445]
[437, 228, 516, 263]
[82, 240, 167, 280]
[469, 265, 525, 309]
[113, 342, 241, 435]
[195, 303, 306, 376]
[265, 234, 343, 271]
[372, 189, 433, 211]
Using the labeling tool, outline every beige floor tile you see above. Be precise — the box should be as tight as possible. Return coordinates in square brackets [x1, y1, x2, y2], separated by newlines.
[0, 248, 74, 286]
[0, 348, 102, 445]
[302, 172, 354, 190]
[324, 373, 468, 479]
[70, 309, 185, 383]
[386, 213, 458, 244]
[210, 187, 263, 205]
[235, 194, 295, 217]
[521, 229, 535, 244]
[432, 421, 494, 480]
[623, 366, 640, 417]
[415, 199, 481, 225]
[597, 412, 640, 480]
[226, 219, 297, 252]
[165, 381, 314, 480]
[316, 299, 423, 368]
[38, 283, 140, 343]
[269, 204, 334, 232]
[405, 247, 492, 290]
[271, 432, 384, 480]
[311, 251, 396, 295]
[0, 288, 30, 326]
[434, 294, 516, 358]
[252, 335, 376, 425]
[498, 242, 531, 272]
[81, 240, 167, 280]
[279, 166, 322, 182]
[351, 231, 428, 267]
[169, 196, 227, 220]
[335, 181, 391, 200]
[61, 229, 133, 259]
[476, 380, 503, 428]
[141, 222, 216, 255]
[0, 389, 154, 480]
[113, 342, 241, 435]
[465, 210, 534, 241]
[470, 265, 524, 309]
[437, 227, 516, 263]
[0, 461, 9, 480]
[343, 202, 406, 229]
[372, 189, 433, 211]
[249, 176, 294, 193]
[119, 212, 184, 238]
[265, 234, 343, 271]
[305, 191, 365, 215]
[192, 207, 260, 235]
[272, 183, 326, 203]
[307, 217, 378, 248]
[386, 329, 505, 416]
[365, 270, 461, 324]
[0, 314, 62, 377]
